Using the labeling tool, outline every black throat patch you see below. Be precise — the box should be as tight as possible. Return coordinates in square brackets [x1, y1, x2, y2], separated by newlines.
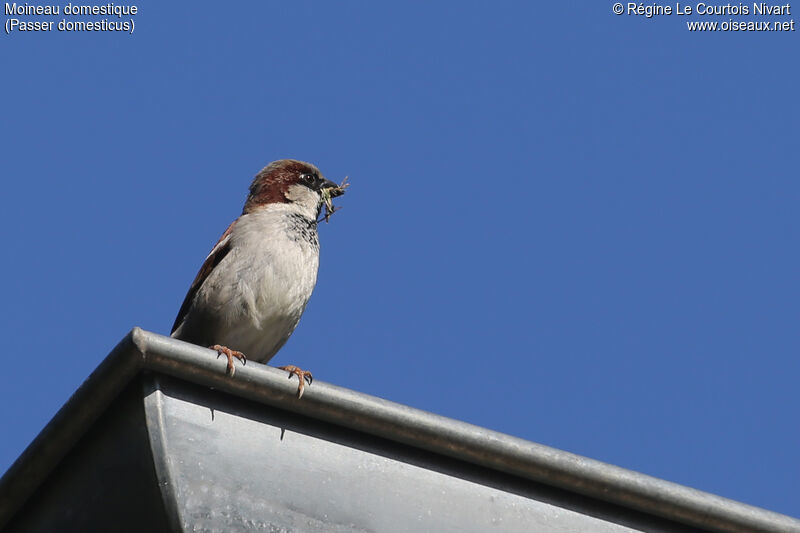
[286, 213, 319, 249]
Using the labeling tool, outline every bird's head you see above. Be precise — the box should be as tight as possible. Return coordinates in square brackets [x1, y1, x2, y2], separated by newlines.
[243, 159, 344, 216]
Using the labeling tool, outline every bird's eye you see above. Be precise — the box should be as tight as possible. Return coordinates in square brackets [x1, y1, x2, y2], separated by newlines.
[302, 173, 316, 184]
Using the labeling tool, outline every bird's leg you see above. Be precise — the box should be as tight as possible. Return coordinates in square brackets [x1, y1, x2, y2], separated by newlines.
[210, 345, 247, 376]
[278, 365, 313, 399]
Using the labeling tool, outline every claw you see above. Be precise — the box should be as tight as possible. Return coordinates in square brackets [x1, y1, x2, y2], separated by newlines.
[210, 345, 247, 377]
[278, 365, 314, 399]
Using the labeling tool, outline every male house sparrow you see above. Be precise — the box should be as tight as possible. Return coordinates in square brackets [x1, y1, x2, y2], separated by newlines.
[171, 159, 345, 397]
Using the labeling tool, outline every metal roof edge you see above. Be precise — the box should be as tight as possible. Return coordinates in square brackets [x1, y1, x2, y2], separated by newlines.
[1, 328, 798, 533]
[0, 329, 143, 530]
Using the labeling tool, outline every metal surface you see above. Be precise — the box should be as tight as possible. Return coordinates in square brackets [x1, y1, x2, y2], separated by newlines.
[144, 374, 669, 532]
[3, 380, 173, 533]
[0, 333, 143, 530]
[0, 327, 798, 532]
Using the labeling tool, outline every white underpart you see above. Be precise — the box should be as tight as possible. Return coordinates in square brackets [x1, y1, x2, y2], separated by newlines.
[178, 184, 322, 362]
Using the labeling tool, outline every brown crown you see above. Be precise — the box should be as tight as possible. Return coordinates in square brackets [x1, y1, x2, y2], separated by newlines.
[242, 159, 323, 213]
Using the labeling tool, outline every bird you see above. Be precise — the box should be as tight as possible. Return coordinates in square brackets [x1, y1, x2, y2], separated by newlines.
[170, 159, 345, 398]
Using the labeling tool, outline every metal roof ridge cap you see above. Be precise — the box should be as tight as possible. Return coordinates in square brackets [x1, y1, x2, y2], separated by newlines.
[2, 328, 798, 533]
[0, 327, 146, 530]
[134, 329, 800, 533]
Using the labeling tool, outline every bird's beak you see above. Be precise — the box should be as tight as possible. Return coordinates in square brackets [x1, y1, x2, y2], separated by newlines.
[319, 177, 345, 197]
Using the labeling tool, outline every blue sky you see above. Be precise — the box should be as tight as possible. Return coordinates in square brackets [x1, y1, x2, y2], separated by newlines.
[2, 1, 798, 519]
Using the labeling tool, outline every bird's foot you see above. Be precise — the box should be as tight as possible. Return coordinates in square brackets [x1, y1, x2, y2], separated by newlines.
[278, 365, 313, 399]
[210, 345, 247, 376]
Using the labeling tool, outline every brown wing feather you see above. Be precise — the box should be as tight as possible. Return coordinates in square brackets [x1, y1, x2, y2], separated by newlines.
[171, 220, 237, 334]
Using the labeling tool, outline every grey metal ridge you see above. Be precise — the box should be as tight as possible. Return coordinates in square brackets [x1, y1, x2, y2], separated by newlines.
[1, 328, 798, 533]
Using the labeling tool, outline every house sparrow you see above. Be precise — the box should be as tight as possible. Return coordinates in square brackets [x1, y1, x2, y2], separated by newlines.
[171, 159, 345, 398]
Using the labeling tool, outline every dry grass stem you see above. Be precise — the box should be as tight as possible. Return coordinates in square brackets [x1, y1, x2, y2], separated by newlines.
[318, 176, 350, 223]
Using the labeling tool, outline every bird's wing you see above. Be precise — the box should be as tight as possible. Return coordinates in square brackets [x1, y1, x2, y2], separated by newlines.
[171, 220, 237, 334]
